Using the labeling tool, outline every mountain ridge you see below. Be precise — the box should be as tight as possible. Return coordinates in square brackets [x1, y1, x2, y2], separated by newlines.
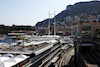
[36, 1, 100, 27]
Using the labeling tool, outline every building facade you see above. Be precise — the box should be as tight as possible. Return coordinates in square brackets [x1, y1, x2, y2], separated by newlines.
[71, 22, 100, 38]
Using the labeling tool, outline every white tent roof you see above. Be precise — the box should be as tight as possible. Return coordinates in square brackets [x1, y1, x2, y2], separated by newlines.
[0, 54, 28, 67]
[42, 35, 60, 38]
[19, 42, 27, 46]
[0, 57, 10, 62]
[16, 40, 23, 42]
[69, 44, 74, 47]
[21, 43, 31, 46]
[0, 43, 7, 45]
[42, 41, 50, 43]
[15, 55, 28, 59]
[21, 41, 48, 46]
[30, 41, 34, 44]
[4, 58, 24, 63]
[34, 44, 53, 55]
[4, 58, 17, 63]
[0, 43, 4, 45]
[33, 41, 44, 45]
[9, 43, 17, 46]
[14, 58, 25, 63]
[8, 33, 25, 36]
[61, 44, 68, 49]
[50, 40, 58, 44]
[2, 54, 14, 58]
[0, 62, 16, 67]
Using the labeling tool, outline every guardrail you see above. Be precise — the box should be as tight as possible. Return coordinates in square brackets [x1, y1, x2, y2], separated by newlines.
[44, 51, 62, 67]
[58, 48, 74, 67]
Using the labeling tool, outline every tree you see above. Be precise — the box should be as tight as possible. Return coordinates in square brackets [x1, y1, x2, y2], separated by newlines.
[93, 20, 96, 22]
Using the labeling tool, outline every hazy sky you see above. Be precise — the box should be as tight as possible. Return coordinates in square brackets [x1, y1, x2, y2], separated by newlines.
[0, 0, 93, 26]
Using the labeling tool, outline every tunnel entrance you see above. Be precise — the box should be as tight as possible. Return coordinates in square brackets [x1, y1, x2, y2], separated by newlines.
[80, 46, 92, 52]
[80, 43, 92, 52]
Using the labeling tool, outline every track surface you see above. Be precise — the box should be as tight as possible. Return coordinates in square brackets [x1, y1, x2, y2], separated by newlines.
[81, 52, 100, 67]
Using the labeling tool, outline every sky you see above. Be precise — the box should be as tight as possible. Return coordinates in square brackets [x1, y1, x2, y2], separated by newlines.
[0, 0, 93, 26]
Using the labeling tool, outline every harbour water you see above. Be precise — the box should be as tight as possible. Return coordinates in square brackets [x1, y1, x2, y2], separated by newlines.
[0, 38, 13, 43]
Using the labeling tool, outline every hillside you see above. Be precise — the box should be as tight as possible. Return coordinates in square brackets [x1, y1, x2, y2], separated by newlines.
[36, 1, 100, 27]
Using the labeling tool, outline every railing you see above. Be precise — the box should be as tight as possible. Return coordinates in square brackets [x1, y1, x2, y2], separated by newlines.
[58, 48, 74, 67]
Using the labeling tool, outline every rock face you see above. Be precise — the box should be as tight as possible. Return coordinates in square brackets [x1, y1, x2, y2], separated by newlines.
[36, 1, 100, 26]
